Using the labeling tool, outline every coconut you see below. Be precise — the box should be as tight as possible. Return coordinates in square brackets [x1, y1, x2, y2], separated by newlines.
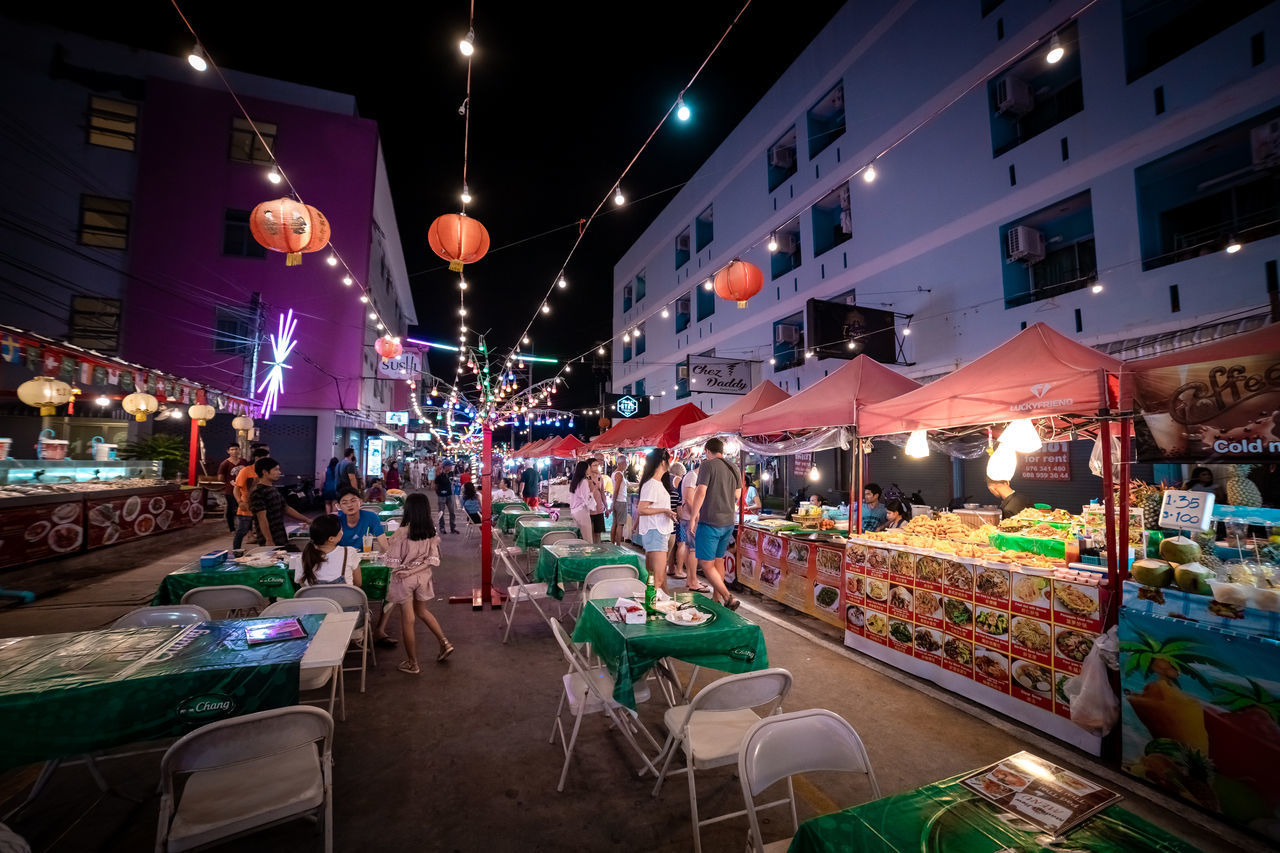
[1173, 562, 1213, 595]
[1131, 558, 1174, 588]
[1159, 535, 1202, 565]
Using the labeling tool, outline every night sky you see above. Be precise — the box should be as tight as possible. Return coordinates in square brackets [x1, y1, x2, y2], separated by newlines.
[18, 1, 845, 416]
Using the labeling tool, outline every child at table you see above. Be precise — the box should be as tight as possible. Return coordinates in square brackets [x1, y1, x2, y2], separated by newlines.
[461, 481, 483, 525]
[385, 493, 453, 673]
[290, 514, 362, 589]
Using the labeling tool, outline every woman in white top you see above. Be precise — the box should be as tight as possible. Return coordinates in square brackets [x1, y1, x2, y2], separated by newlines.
[291, 514, 362, 588]
[567, 460, 599, 543]
[610, 457, 628, 545]
[637, 447, 677, 591]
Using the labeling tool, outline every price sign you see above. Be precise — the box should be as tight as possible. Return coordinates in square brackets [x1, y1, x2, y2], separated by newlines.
[1157, 489, 1214, 532]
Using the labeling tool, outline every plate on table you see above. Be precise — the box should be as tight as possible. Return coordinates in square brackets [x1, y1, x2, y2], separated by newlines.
[664, 608, 715, 627]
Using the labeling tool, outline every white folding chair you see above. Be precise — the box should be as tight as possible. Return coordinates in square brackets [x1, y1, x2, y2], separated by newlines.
[112, 605, 210, 628]
[547, 618, 660, 792]
[541, 531, 580, 547]
[587, 577, 647, 602]
[652, 668, 794, 853]
[261, 599, 346, 721]
[156, 706, 333, 853]
[738, 709, 882, 853]
[498, 533, 557, 643]
[580, 564, 640, 603]
[296, 586, 374, 693]
[180, 585, 267, 619]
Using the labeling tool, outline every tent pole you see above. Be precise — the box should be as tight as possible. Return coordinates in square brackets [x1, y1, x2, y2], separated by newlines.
[855, 433, 864, 535]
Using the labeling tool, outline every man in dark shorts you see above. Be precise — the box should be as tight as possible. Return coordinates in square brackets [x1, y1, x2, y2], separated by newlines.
[250, 457, 311, 547]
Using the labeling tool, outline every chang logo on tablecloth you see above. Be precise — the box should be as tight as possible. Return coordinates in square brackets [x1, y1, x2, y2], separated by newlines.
[177, 693, 237, 721]
[258, 575, 286, 587]
[729, 647, 757, 663]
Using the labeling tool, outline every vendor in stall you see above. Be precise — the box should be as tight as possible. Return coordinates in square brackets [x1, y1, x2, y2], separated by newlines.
[744, 475, 762, 513]
[861, 483, 887, 531]
[986, 476, 1033, 519]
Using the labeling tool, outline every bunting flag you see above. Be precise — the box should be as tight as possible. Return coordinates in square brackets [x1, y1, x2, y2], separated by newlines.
[59, 356, 75, 383]
[25, 346, 40, 369]
[106, 367, 120, 386]
[92, 365, 107, 386]
[144, 373, 156, 394]
[119, 371, 134, 393]
[0, 336, 17, 363]
[43, 351, 59, 374]
[80, 361, 92, 384]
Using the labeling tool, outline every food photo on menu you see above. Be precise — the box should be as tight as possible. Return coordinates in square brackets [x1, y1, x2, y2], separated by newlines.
[959, 752, 1119, 834]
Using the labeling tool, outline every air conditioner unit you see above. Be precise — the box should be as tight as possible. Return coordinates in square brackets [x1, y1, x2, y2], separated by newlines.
[774, 325, 801, 344]
[770, 145, 795, 169]
[1008, 225, 1046, 263]
[676, 233, 690, 252]
[776, 233, 798, 254]
[1251, 120, 1280, 170]
[995, 75, 1035, 117]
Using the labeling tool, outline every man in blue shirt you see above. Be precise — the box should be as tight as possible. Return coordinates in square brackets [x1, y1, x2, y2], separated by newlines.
[335, 485, 397, 646]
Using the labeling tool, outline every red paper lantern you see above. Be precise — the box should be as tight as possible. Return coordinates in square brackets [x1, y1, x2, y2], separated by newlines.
[428, 213, 490, 271]
[374, 335, 402, 359]
[250, 198, 331, 266]
[713, 259, 764, 308]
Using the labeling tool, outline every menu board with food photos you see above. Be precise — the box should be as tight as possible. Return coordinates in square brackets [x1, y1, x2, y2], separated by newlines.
[959, 752, 1120, 835]
[736, 527, 843, 629]
[844, 538, 1107, 724]
[85, 488, 205, 549]
[0, 498, 85, 569]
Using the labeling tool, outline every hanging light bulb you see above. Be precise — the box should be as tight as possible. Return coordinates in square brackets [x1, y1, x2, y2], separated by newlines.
[862, 163, 877, 183]
[767, 234, 778, 253]
[703, 279, 713, 291]
[661, 307, 669, 318]
[1091, 283, 1104, 294]
[368, 311, 377, 319]
[460, 184, 472, 204]
[1046, 33, 1064, 64]
[905, 429, 930, 458]
[675, 95, 690, 122]
[1225, 236, 1242, 254]
[267, 168, 282, 184]
[999, 419, 1042, 453]
[187, 46, 208, 72]
[360, 295, 369, 304]
[541, 303, 550, 314]
[902, 326, 912, 335]
[522, 335, 530, 345]
[632, 327, 641, 338]
[808, 465, 821, 482]
[987, 442, 1018, 480]
[846, 339, 857, 350]
[459, 28, 476, 56]
[614, 186, 625, 205]
[597, 346, 605, 355]
[805, 350, 814, 359]
[459, 278, 468, 290]
[325, 254, 338, 267]
[343, 276, 353, 286]
[376, 322, 385, 330]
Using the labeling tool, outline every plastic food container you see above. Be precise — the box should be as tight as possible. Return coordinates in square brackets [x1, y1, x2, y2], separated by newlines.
[90, 436, 118, 461]
[37, 438, 68, 460]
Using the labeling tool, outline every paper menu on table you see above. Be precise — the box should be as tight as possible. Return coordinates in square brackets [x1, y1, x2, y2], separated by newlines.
[958, 751, 1120, 835]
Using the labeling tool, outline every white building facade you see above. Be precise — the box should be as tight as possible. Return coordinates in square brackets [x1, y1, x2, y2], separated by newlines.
[612, 0, 1280, 417]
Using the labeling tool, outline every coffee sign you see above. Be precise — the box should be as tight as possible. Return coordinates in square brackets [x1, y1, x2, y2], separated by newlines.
[687, 355, 753, 395]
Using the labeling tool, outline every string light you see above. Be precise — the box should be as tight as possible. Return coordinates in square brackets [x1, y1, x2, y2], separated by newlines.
[557, 276, 567, 289]
[598, 346, 605, 355]
[1046, 33, 1064, 64]
[862, 164, 877, 183]
[368, 311, 377, 319]
[661, 307, 669, 318]
[186, 45, 207, 72]
[459, 28, 475, 56]
[702, 279, 713, 290]
[902, 325, 912, 336]
[1091, 283, 1104, 294]
[676, 95, 691, 121]
[459, 278, 468, 290]
[614, 186, 625, 205]
[460, 184, 472, 204]
[522, 336, 530, 345]
[767, 234, 778, 252]
[343, 276, 353, 286]
[1225, 237, 1242, 254]
[541, 303, 550, 314]
[267, 168, 281, 184]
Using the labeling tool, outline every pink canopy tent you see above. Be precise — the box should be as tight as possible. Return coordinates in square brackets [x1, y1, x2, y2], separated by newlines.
[857, 322, 1122, 439]
[740, 355, 921, 437]
[589, 403, 707, 451]
[545, 434, 585, 459]
[678, 380, 791, 444]
[516, 436, 557, 457]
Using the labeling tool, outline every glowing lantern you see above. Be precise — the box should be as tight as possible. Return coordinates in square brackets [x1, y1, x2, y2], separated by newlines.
[249, 198, 331, 266]
[232, 415, 254, 433]
[17, 377, 72, 416]
[713, 259, 764, 308]
[122, 392, 159, 422]
[188, 404, 216, 425]
[427, 213, 490, 272]
[374, 336, 402, 359]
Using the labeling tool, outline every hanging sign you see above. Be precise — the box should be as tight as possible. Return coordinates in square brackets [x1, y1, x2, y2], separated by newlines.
[793, 453, 813, 477]
[1020, 441, 1071, 480]
[378, 350, 421, 380]
[385, 411, 408, 425]
[1157, 489, 1214, 531]
[687, 355, 753, 395]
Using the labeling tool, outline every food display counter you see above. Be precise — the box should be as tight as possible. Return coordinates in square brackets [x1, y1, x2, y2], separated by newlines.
[0, 459, 206, 570]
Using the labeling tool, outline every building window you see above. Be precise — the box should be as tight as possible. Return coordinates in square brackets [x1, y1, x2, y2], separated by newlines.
[634, 322, 646, 357]
[229, 116, 276, 165]
[622, 283, 633, 312]
[767, 126, 798, 191]
[675, 292, 691, 333]
[213, 306, 255, 355]
[68, 296, 122, 354]
[78, 195, 130, 249]
[676, 363, 690, 399]
[222, 209, 267, 258]
[807, 82, 845, 159]
[635, 378, 646, 397]
[1000, 190, 1097, 308]
[86, 96, 138, 151]
[1122, 0, 1270, 82]
[696, 280, 716, 321]
[771, 220, 802, 280]
[623, 340, 632, 362]
[1136, 109, 1280, 270]
[812, 184, 852, 256]
[981, 0, 1005, 15]
[675, 227, 691, 269]
[773, 315, 804, 370]
[635, 270, 646, 303]
[695, 205, 714, 251]
[989, 23, 1083, 157]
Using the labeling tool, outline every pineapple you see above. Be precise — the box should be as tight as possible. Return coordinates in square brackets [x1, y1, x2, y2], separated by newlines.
[1225, 465, 1262, 507]
[1194, 530, 1222, 572]
[1117, 480, 1164, 528]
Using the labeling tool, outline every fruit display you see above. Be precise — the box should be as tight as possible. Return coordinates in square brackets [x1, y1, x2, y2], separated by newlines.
[1159, 535, 1202, 565]
[1225, 464, 1262, 507]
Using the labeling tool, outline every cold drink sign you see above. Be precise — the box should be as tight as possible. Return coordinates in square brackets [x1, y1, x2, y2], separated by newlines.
[1157, 489, 1214, 532]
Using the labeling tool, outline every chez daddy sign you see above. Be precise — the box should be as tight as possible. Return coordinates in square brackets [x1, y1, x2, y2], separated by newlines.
[687, 355, 753, 395]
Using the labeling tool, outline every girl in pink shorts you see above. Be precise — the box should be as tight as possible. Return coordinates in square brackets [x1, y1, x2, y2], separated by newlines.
[384, 493, 453, 673]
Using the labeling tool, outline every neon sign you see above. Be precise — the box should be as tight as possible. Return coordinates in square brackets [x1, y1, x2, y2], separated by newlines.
[257, 309, 297, 418]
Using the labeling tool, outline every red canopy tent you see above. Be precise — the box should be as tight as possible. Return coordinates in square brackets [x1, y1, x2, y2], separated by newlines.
[678, 380, 791, 445]
[542, 434, 585, 459]
[857, 323, 1122, 439]
[589, 403, 707, 451]
[515, 436, 556, 457]
[740, 355, 921, 437]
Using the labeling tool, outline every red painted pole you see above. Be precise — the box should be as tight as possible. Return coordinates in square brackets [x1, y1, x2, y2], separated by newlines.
[187, 416, 199, 486]
[481, 423, 493, 601]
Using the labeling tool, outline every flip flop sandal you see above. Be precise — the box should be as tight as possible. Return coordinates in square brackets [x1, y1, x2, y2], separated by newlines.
[724, 596, 742, 611]
[437, 640, 455, 662]
[669, 573, 688, 579]
[397, 660, 420, 674]
[686, 584, 712, 594]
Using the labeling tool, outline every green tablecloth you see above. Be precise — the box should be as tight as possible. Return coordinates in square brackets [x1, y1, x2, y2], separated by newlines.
[989, 531, 1067, 560]
[787, 771, 1201, 853]
[491, 499, 529, 520]
[0, 615, 323, 768]
[500, 507, 548, 532]
[513, 518, 578, 548]
[152, 558, 390, 604]
[378, 510, 402, 524]
[534, 543, 646, 600]
[571, 595, 769, 710]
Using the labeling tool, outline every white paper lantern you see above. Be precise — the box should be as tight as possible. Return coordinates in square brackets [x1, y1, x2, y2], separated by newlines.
[17, 377, 72, 416]
[905, 429, 930, 458]
[188, 404, 216, 426]
[998, 418, 1042, 454]
[122, 392, 159, 422]
[986, 443, 1018, 481]
[231, 415, 254, 432]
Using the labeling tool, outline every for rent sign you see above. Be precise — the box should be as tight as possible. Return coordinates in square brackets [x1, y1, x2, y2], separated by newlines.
[1020, 442, 1071, 480]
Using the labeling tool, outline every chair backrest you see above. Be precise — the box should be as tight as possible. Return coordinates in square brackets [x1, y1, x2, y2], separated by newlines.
[582, 564, 639, 588]
[588, 577, 647, 601]
[739, 709, 880, 798]
[112, 605, 210, 628]
[297, 584, 369, 617]
[689, 668, 793, 717]
[160, 706, 332, 790]
[541, 531, 579, 547]
[180, 585, 268, 614]
[246, 546, 278, 555]
[262, 598, 341, 618]
[514, 514, 543, 525]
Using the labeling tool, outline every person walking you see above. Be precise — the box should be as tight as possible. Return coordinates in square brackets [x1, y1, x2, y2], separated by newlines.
[217, 444, 243, 533]
[385, 460, 401, 491]
[609, 456, 628, 545]
[568, 459, 598, 543]
[336, 447, 362, 492]
[384, 493, 453, 673]
[232, 446, 270, 550]
[520, 461, 540, 508]
[686, 437, 742, 609]
[436, 462, 458, 533]
[321, 456, 340, 513]
[637, 448, 677, 592]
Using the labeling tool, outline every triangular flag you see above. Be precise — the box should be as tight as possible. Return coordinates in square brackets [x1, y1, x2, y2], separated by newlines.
[80, 361, 92, 384]
[43, 351, 59, 374]
[0, 336, 17, 363]
[106, 367, 120, 386]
